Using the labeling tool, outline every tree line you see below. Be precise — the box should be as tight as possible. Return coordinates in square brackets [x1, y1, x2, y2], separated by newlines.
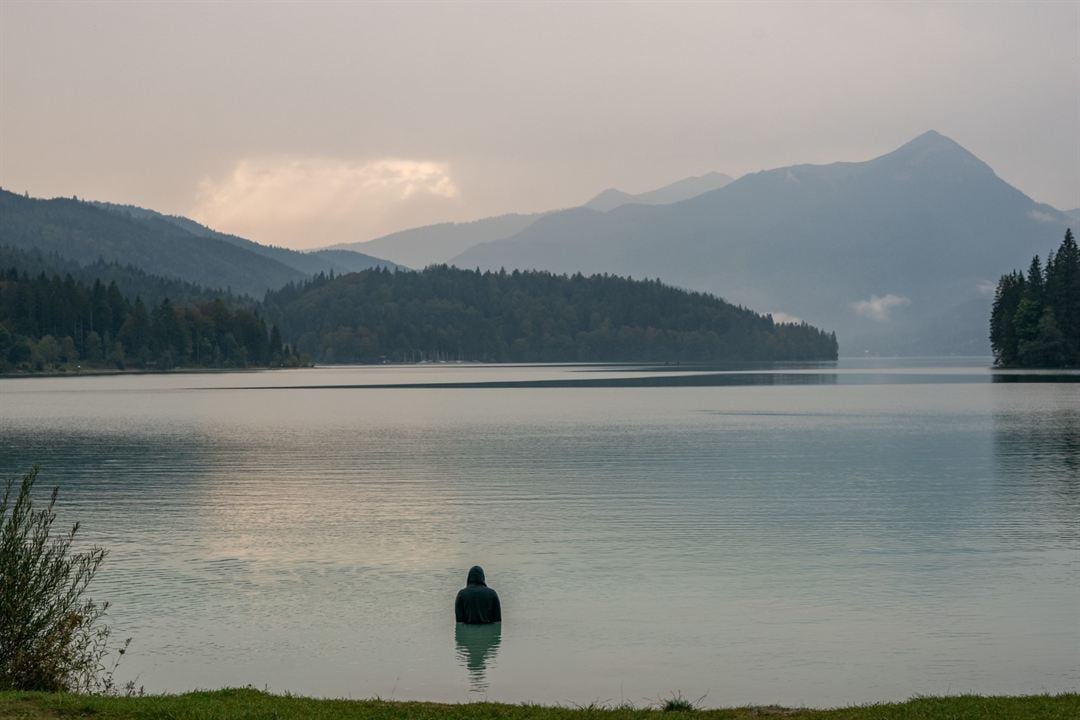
[0, 243, 235, 308]
[265, 265, 839, 363]
[0, 267, 297, 373]
[990, 229, 1079, 368]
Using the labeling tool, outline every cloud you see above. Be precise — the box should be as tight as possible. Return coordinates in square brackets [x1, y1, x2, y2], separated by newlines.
[191, 157, 459, 248]
[1027, 208, 1059, 223]
[976, 279, 997, 297]
[770, 311, 802, 325]
[851, 293, 910, 321]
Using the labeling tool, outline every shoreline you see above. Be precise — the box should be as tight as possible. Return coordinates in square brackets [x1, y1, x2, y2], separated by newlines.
[1, 688, 1077, 719]
[0, 365, 306, 380]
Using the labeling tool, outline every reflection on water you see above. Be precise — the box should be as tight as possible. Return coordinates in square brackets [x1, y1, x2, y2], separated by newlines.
[455, 623, 502, 693]
[994, 398, 1080, 543]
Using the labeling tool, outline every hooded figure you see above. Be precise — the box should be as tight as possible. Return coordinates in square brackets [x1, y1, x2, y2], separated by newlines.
[455, 565, 502, 625]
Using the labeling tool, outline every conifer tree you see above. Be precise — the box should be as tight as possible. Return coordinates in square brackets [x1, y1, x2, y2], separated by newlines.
[990, 229, 1079, 368]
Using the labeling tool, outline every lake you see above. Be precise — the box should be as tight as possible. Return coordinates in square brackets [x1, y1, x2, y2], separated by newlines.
[0, 360, 1077, 707]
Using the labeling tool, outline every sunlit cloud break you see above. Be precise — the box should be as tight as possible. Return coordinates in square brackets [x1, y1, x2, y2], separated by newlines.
[191, 157, 458, 248]
[851, 294, 910, 322]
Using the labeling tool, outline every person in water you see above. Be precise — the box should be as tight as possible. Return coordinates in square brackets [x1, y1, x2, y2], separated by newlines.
[455, 565, 501, 624]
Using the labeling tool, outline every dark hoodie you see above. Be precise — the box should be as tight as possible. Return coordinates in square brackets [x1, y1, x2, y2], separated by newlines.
[455, 566, 502, 625]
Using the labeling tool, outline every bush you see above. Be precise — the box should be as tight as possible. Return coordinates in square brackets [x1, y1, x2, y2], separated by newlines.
[660, 691, 702, 712]
[0, 466, 127, 692]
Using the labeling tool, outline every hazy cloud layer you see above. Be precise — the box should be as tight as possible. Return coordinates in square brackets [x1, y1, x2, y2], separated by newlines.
[1, 2, 1077, 248]
[770, 312, 803, 325]
[852, 294, 912, 322]
[192, 158, 459, 248]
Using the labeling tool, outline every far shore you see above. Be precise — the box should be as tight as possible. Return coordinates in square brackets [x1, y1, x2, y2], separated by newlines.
[0, 365, 309, 380]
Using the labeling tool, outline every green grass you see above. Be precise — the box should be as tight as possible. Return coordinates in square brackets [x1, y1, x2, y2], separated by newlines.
[0, 689, 1077, 720]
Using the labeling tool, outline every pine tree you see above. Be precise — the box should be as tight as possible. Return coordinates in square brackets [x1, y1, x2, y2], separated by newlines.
[991, 229, 1080, 368]
[990, 271, 1025, 366]
[1052, 229, 1079, 363]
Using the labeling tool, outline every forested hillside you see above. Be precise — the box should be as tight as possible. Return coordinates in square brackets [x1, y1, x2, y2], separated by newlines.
[0, 266, 297, 373]
[0, 189, 306, 296]
[0, 191, 399, 298]
[0, 244, 236, 306]
[94, 202, 403, 275]
[265, 266, 838, 363]
[990, 229, 1080, 367]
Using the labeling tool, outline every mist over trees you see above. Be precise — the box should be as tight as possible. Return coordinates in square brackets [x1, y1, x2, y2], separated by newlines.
[265, 265, 838, 364]
[990, 229, 1080, 368]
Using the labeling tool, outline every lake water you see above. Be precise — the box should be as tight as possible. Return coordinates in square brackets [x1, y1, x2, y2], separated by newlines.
[1, 360, 1077, 707]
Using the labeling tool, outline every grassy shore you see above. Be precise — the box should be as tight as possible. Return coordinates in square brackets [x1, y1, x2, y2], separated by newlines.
[0, 689, 1077, 719]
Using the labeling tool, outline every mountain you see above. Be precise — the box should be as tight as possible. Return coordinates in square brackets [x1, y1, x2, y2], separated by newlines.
[1065, 208, 1080, 222]
[327, 213, 543, 269]
[0, 191, 400, 299]
[0, 190, 305, 297]
[584, 171, 734, 212]
[452, 132, 1073, 355]
[94, 202, 402, 275]
[325, 171, 735, 268]
[312, 248, 404, 274]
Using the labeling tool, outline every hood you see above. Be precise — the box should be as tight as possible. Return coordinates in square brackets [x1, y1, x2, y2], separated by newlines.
[466, 565, 486, 586]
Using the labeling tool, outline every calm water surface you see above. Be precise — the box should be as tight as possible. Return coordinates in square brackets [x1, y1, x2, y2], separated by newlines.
[1, 360, 1077, 707]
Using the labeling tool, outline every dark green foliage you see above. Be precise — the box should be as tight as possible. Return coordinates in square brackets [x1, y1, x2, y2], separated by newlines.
[0, 467, 124, 692]
[990, 229, 1080, 367]
[265, 266, 838, 363]
[0, 266, 296, 373]
[660, 692, 699, 712]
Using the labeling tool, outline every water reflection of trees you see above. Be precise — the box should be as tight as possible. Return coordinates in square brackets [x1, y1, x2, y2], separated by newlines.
[993, 403, 1079, 542]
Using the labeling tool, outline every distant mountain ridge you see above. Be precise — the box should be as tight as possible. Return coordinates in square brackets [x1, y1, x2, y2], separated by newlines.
[584, 171, 734, 212]
[324, 171, 734, 268]
[327, 213, 543, 269]
[451, 131, 1073, 355]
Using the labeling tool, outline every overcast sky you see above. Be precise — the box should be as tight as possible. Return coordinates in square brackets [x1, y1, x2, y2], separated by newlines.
[1, 1, 1077, 249]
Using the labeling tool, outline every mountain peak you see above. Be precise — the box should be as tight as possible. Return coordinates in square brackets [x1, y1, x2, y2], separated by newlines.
[890, 130, 976, 159]
[910, 128, 948, 142]
[874, 130, 995, 178]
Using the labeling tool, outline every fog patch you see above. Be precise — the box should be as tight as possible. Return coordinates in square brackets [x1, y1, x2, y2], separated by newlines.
[852, 294, 910, 321]
[770, 311, 803, 325]
[976, 279, 997, 297]
[1027, 208, 1059, 223]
